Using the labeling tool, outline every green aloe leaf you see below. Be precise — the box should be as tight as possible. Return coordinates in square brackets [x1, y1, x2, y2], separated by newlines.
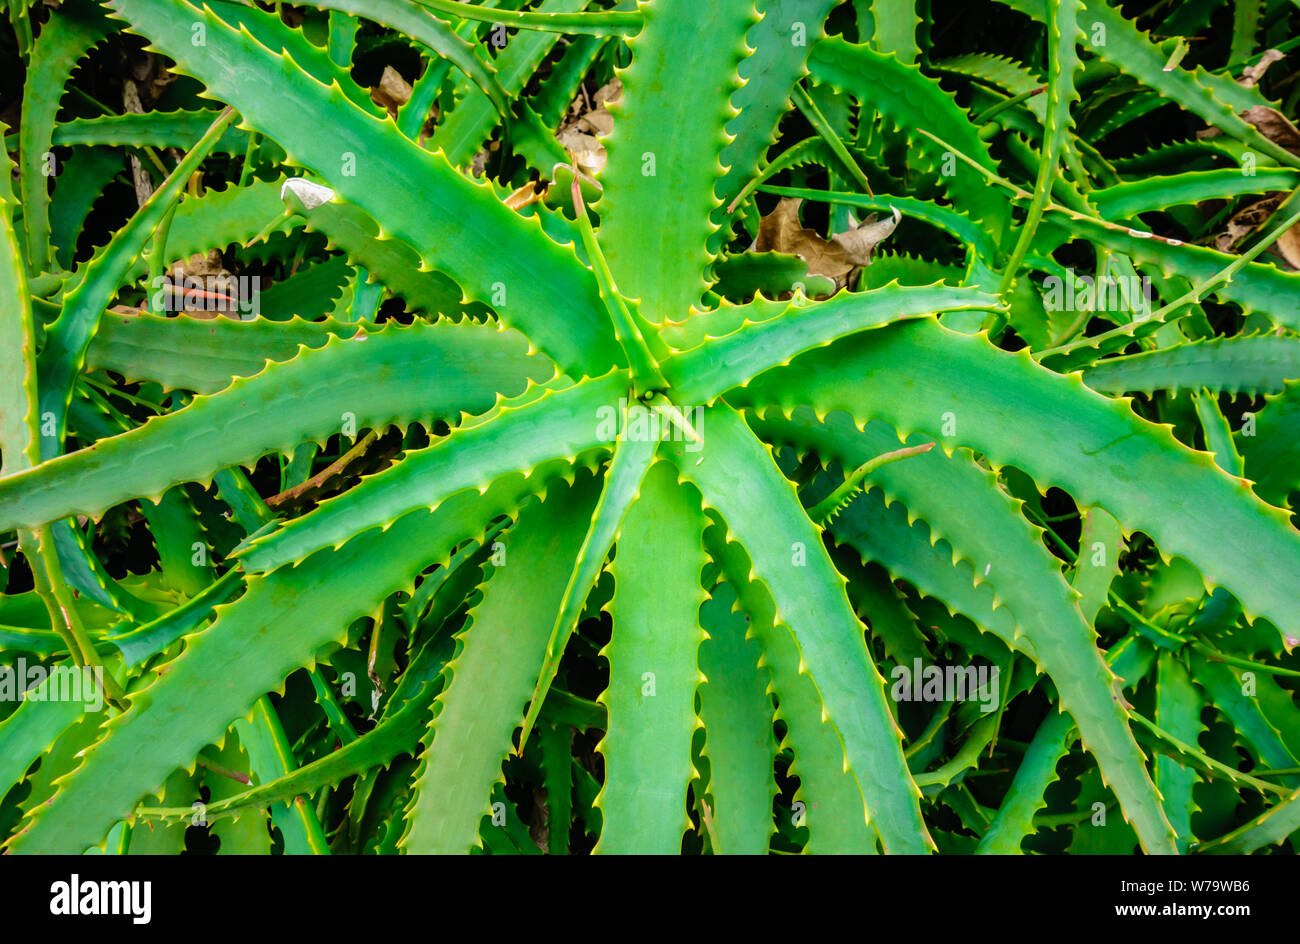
[670, 405, 931, 853]
[734, 319, 1300, 648]
[595, 460, 707, 853]
[402, 473, 601, 853]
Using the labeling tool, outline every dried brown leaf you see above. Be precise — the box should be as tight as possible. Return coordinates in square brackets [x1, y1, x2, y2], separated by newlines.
[1240, 106, 1300, 156]
[577, 108, 613, 137]
[754, 197, 898, 283]
[1239, 50, 1285, 88]
[557, 128, 606, 174]
[754, 198, 853, 279]
[1214, 194, 1282, 253]
[831, 206, 902, 266]
[1278, 225, 1300, 269]
[593, 78, 622, 108]
[1213, 192, 1300, 270]
[1200, 104, 1300, 158]
[556, 79, 620, 177]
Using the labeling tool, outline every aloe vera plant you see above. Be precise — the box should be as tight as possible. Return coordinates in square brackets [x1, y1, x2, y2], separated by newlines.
[1, 0, 1299, 856]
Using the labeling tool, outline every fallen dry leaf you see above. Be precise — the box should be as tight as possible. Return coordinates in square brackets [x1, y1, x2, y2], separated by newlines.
[1239, 106, 1300, 156]
[556, 127, 606, 174]
[555, 79, 622, 176]
[1194, 90, 1300, 269]
[593, 78, 622, 108]
[1200, 104, 1300, 157]
[831, 207, 902, 265]
[753, 197, 900, 285]
[1279, 226, 1300, 269]
[1213, 193, 1300, 270]
[1215, 194, 1283, 253]
[1239, 50, 1285, 88]
[755, 198, 853, 279]
[577, 107, 613, 137]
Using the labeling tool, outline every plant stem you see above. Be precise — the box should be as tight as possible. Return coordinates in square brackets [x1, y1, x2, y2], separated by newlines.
[147, 203, 178, 318]
[792, 83, 873, 197]
[1039, 202, 1300, 359]
[20, 528, 127, 710]
[1192, 642, 1300, 679]
[972, 85, 1047, 124]
[409, 0, 641, 35]
[569, 174, 668, 397]
[809, 442, 934, 523]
